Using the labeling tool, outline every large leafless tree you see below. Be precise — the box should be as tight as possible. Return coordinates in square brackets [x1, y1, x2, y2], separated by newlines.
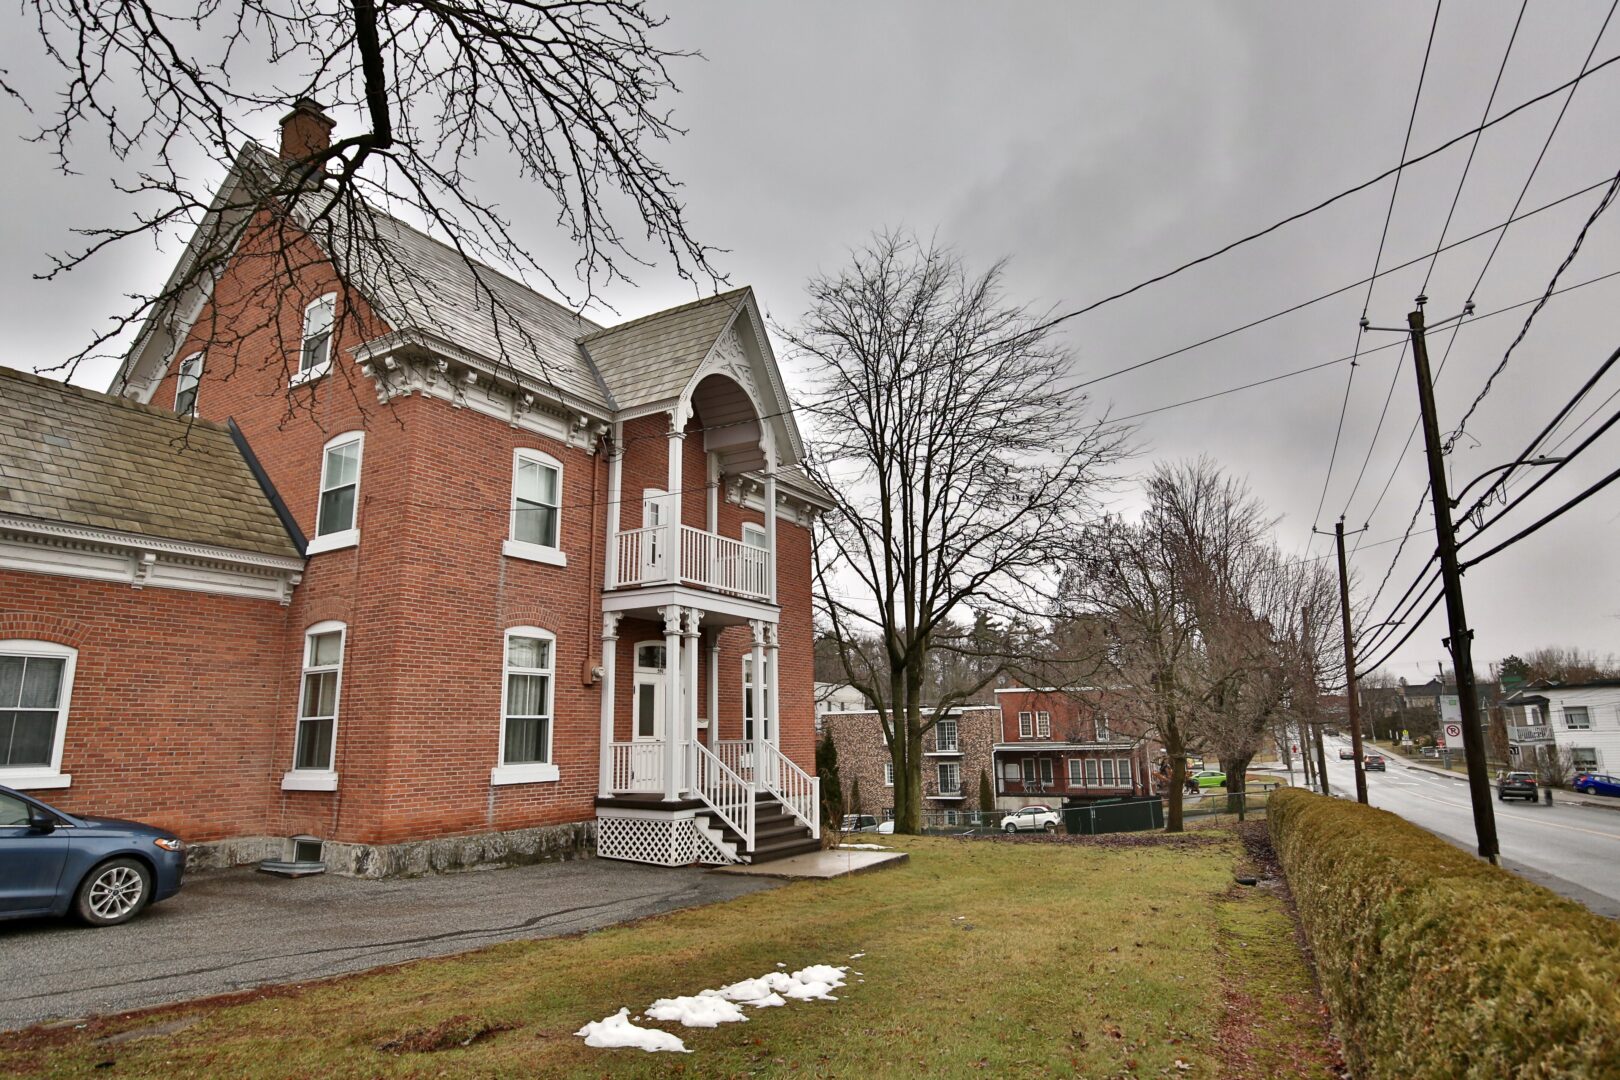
[789, 231, 1126, 834]
[9, 1, 718, 409]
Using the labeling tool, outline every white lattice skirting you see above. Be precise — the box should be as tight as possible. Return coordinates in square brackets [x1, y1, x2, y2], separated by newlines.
[597, 809, 740, 866]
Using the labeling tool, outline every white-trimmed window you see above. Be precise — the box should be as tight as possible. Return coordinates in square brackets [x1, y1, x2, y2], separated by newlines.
[174, 352, 203, 416]
[493, 627, 559, 785]
[0, 641, 77, 790]
[1067, 757, 1084, 788]
[1084, 758, 1099, 786]
[1100, 758, 1116, 786]
[934, 716, 959, 753]
[504, 449, 566, 566]
[1021, 757, 1036, 784]
[937, 761, 961, 795]
[1000, 760, 1021, 785]
[1571, 748, 1599, 771]
[307, 432, 363, 554]
[1096, 714, 1112, 742]
[1117, 757, 1133, 787]
[1035, 711, 1051, 738]
[884, 761, 894, 787]
[1018, 711, 1033, 738]
[744, 655, 772, 742]
[1040, 758, 1054, 786]
[294, 292, 336, 383]
[284, 622, 344, 790]
[742, 522, 768, 596]
[1564, 706, 1592, 729]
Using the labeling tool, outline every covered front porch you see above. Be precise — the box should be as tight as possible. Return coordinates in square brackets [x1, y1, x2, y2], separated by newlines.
[595, 598, 820, 866]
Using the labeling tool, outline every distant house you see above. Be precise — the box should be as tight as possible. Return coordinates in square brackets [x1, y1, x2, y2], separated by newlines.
[813, 682, 868, 731]
[1502, 680, 1620, 775]
[818, 684, 1153, 821]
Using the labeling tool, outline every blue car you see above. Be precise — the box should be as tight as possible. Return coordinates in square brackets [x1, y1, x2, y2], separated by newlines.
[0, 785, 186, 926]
[1573, 772, 1620, 798]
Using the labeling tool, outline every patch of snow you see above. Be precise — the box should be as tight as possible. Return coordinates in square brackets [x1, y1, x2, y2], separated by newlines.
[705, 976, 791, 1005]
[849, 952, 866, 959]
[576, 1009, 690, 1053]
[645, 995, 749, 1028]
[839, 843, 889, 850]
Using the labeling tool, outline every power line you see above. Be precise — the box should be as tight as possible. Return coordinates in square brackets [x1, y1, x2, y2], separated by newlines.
[1337, 0, 1531, 523]
[1460, 456, 1620, 569]
[1072, 174, 1616, 393]
[1309, 0, 1445, 543]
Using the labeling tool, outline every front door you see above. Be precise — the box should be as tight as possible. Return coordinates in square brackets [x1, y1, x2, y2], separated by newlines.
[642, 489, 667, 581]
[627, 644, 667, 792]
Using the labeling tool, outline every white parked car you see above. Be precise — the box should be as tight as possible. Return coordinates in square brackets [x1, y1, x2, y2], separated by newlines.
[875, 820, 895, 834]
[999, 805, 1060, 834]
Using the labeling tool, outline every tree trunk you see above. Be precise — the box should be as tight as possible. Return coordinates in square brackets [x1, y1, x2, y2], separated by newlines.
[1164, 726, 1186, 833]
[1223, 752, 1254, 818]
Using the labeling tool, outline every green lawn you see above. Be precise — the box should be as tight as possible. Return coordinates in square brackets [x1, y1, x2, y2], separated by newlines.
[2, 832, 1337, 1078]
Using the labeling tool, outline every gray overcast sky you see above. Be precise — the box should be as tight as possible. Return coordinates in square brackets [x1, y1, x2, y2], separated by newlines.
[3, 1, 1617, 684]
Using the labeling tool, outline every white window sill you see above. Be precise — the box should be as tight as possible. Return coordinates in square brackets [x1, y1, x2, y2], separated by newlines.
[491, 762, 560, 786]
[289, 362, 331, 388]
[281, 770, 339, 791]
[502, 539, 567, 566]
[306, 529, 359, 555]
[2, 770, 71, 790]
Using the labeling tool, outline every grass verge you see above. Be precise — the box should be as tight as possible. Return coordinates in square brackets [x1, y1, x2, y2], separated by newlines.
[2, 832, 1337, 1078]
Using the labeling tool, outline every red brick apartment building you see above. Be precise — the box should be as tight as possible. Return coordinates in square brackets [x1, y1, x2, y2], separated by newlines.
[821, 686, 1152, 822]
[0, 102, 829, 873]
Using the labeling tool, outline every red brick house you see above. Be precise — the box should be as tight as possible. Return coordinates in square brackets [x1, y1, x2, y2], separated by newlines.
[820, 685, 1152, 822]
[1, 103, 829, 873]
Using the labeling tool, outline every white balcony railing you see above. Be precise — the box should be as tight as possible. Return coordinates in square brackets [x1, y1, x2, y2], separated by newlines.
[611, 525, 769, 601]
[1507, 724, 1554, 744]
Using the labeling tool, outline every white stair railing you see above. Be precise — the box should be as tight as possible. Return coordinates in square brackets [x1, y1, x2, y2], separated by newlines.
[691, 741, 754, 851]
[757, 741, 820, 837]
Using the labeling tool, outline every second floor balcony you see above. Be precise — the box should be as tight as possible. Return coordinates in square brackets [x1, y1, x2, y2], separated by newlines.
[612, 523, 770, 602]
[1507, 723, 1554, 744]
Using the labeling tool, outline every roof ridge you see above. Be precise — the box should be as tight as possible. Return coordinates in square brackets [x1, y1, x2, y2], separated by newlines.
[578, 287, 750, 344]
[1, 364, 236, 436]
[238, 141, 607, 336]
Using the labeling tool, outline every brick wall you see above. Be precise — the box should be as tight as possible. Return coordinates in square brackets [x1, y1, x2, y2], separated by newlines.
[0, 573, 288, 841]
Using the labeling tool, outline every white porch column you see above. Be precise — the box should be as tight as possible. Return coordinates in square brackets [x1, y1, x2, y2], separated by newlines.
[665, 419, 685, 585]
[604, 421, 624, 590]
[662, 604, 683, 801]
[705, 628, 720, 749]
[597, 612, 621, 798]
[765, 621, 781, 749]
[749, 618, 767, 780]
[683, 607, 702, 793]
[763, 468, 778, 605]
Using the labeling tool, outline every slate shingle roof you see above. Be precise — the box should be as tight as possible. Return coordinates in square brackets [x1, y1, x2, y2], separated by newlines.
[579, 288, 750, 409]
[0, 366, 300, 559]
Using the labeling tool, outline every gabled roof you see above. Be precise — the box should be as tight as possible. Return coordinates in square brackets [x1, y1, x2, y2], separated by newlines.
[580, 288, 750, 410]
[0, 366, 299, 559]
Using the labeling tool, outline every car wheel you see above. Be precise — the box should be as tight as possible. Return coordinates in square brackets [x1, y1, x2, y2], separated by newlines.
[1043, 822, 1056, 834]
[75, 857, 152, 927]
[1004, 823, 1017, 834]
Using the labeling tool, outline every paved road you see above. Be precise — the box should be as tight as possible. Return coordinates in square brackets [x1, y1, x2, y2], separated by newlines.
[1280, 738, 1620, 918]
[0, 858, 779, 1032]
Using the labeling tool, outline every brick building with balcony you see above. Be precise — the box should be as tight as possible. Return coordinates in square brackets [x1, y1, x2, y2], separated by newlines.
[819, 685, 1153, 822]
[0, 102, 829, 873]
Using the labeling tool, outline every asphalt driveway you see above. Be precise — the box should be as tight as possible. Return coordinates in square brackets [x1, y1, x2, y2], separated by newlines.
[0, 858, 780, 1031]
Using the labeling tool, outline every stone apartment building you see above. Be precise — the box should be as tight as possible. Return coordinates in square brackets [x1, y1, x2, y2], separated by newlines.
[0, 101, 830, 873]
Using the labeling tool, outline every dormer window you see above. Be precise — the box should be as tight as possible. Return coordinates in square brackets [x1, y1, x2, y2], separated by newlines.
[174, 352, 203, 416]
[294, 293, 336, 384]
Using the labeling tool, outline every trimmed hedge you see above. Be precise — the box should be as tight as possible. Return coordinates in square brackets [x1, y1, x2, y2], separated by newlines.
[1269, 788, 1620, 1079]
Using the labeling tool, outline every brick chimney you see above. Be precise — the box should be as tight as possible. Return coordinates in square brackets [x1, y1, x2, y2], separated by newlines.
[278, 98, 335, 162]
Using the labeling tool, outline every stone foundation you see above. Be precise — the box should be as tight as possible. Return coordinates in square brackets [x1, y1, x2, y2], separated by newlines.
[185, 821, 597, 878]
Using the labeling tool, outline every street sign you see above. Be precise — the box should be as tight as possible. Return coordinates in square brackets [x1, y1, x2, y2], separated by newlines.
[1442, 721, 1463, 747]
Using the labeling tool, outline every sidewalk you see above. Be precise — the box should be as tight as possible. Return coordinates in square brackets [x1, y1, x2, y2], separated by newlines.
[1385, 753, 1620, 814]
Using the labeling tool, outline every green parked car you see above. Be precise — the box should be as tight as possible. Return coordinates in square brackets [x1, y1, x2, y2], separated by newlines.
[1192, 770, 1227, 789]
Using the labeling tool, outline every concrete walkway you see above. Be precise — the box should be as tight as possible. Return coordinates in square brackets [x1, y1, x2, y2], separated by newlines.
[716, 847, 909, 879]
[0, 858, 780, 1032]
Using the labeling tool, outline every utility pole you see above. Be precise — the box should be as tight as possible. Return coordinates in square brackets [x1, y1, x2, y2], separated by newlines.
[1406, 300, 1500, 864]
[1333, 519, 1369, 804]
